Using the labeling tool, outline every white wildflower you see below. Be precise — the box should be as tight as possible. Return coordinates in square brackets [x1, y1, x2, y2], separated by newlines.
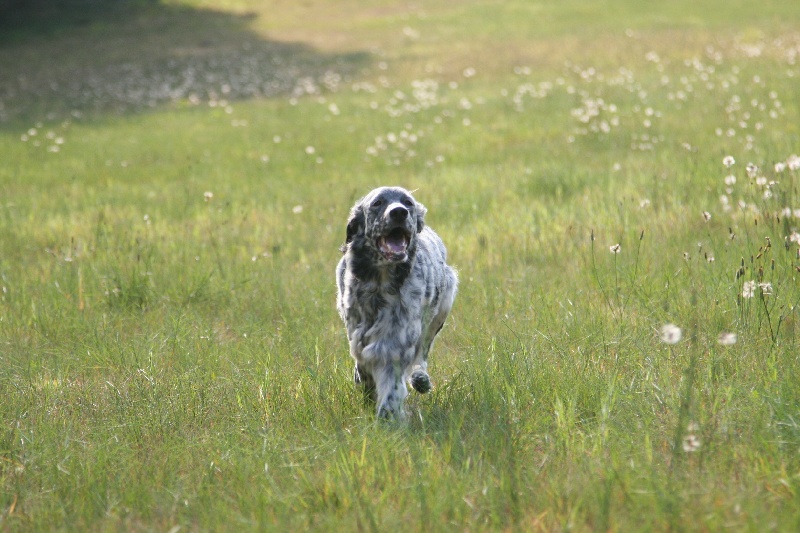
[718, 332, 738, 345]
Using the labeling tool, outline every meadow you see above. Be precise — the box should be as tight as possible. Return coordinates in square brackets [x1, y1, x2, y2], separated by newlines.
[1, 0, 799, 530]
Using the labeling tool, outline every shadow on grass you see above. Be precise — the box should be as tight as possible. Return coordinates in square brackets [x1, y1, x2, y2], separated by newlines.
[0, 0, 161, 41]
[0, 0, 369, 124]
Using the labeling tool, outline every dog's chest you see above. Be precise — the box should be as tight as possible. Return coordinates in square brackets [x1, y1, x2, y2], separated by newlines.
[348, 277, 424, 329]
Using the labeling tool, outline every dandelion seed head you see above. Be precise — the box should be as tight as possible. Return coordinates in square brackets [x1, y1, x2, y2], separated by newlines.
[723, 155, 735, 168]
[682, 434, 701, 452]
[402, 26, 420, 40]
[609, 243, 621, 254]
[660, 323, 682, 344]
[702, 211, 712, 222]
[718, 332, 738, 345]
[742, 280, 756, 298]
[203, 191, 214, 202]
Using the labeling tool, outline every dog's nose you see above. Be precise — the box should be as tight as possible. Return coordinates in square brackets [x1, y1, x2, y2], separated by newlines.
[388, 204, 409, 221]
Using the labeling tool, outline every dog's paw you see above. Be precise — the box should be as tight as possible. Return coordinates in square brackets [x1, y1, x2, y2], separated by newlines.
[376, 387, 408, 420]
[409, 370, 432, 394]
[377, 402, 406, 420]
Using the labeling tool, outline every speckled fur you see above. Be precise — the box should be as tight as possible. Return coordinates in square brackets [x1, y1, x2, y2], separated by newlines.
[336, 187, 458, 419]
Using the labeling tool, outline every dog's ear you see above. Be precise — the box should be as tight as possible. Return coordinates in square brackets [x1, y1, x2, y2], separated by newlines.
[342, 204, 365, 251]
[415, 201, 427, 233]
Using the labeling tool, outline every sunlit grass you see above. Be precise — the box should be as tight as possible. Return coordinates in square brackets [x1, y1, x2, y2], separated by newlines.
[1, 0, 800, 530]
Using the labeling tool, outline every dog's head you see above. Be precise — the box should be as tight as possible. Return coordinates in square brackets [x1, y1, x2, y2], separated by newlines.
[342, 187, 427, 265]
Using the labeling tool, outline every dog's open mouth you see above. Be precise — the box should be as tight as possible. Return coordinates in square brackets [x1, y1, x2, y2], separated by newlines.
[377, 228, 411, 261]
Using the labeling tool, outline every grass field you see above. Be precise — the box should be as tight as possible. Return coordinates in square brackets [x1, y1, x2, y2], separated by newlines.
[2, 0, 800, 530]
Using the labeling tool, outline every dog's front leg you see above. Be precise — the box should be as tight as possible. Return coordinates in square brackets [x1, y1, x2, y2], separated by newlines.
[373, 361, 409, 420]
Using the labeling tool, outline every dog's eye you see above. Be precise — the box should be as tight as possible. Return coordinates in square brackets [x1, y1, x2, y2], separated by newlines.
[402, 199, 414, 208]
[371, 199, 384, 208]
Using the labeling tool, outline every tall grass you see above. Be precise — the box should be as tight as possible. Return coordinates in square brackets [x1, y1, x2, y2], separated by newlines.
[1, 0, 800, 530]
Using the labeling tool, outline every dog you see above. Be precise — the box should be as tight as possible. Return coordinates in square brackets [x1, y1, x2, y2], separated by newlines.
[336, 186, 458, 419]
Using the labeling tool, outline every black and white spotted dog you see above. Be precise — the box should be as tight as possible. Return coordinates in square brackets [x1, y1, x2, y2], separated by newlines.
[336, 187, 458, 419]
